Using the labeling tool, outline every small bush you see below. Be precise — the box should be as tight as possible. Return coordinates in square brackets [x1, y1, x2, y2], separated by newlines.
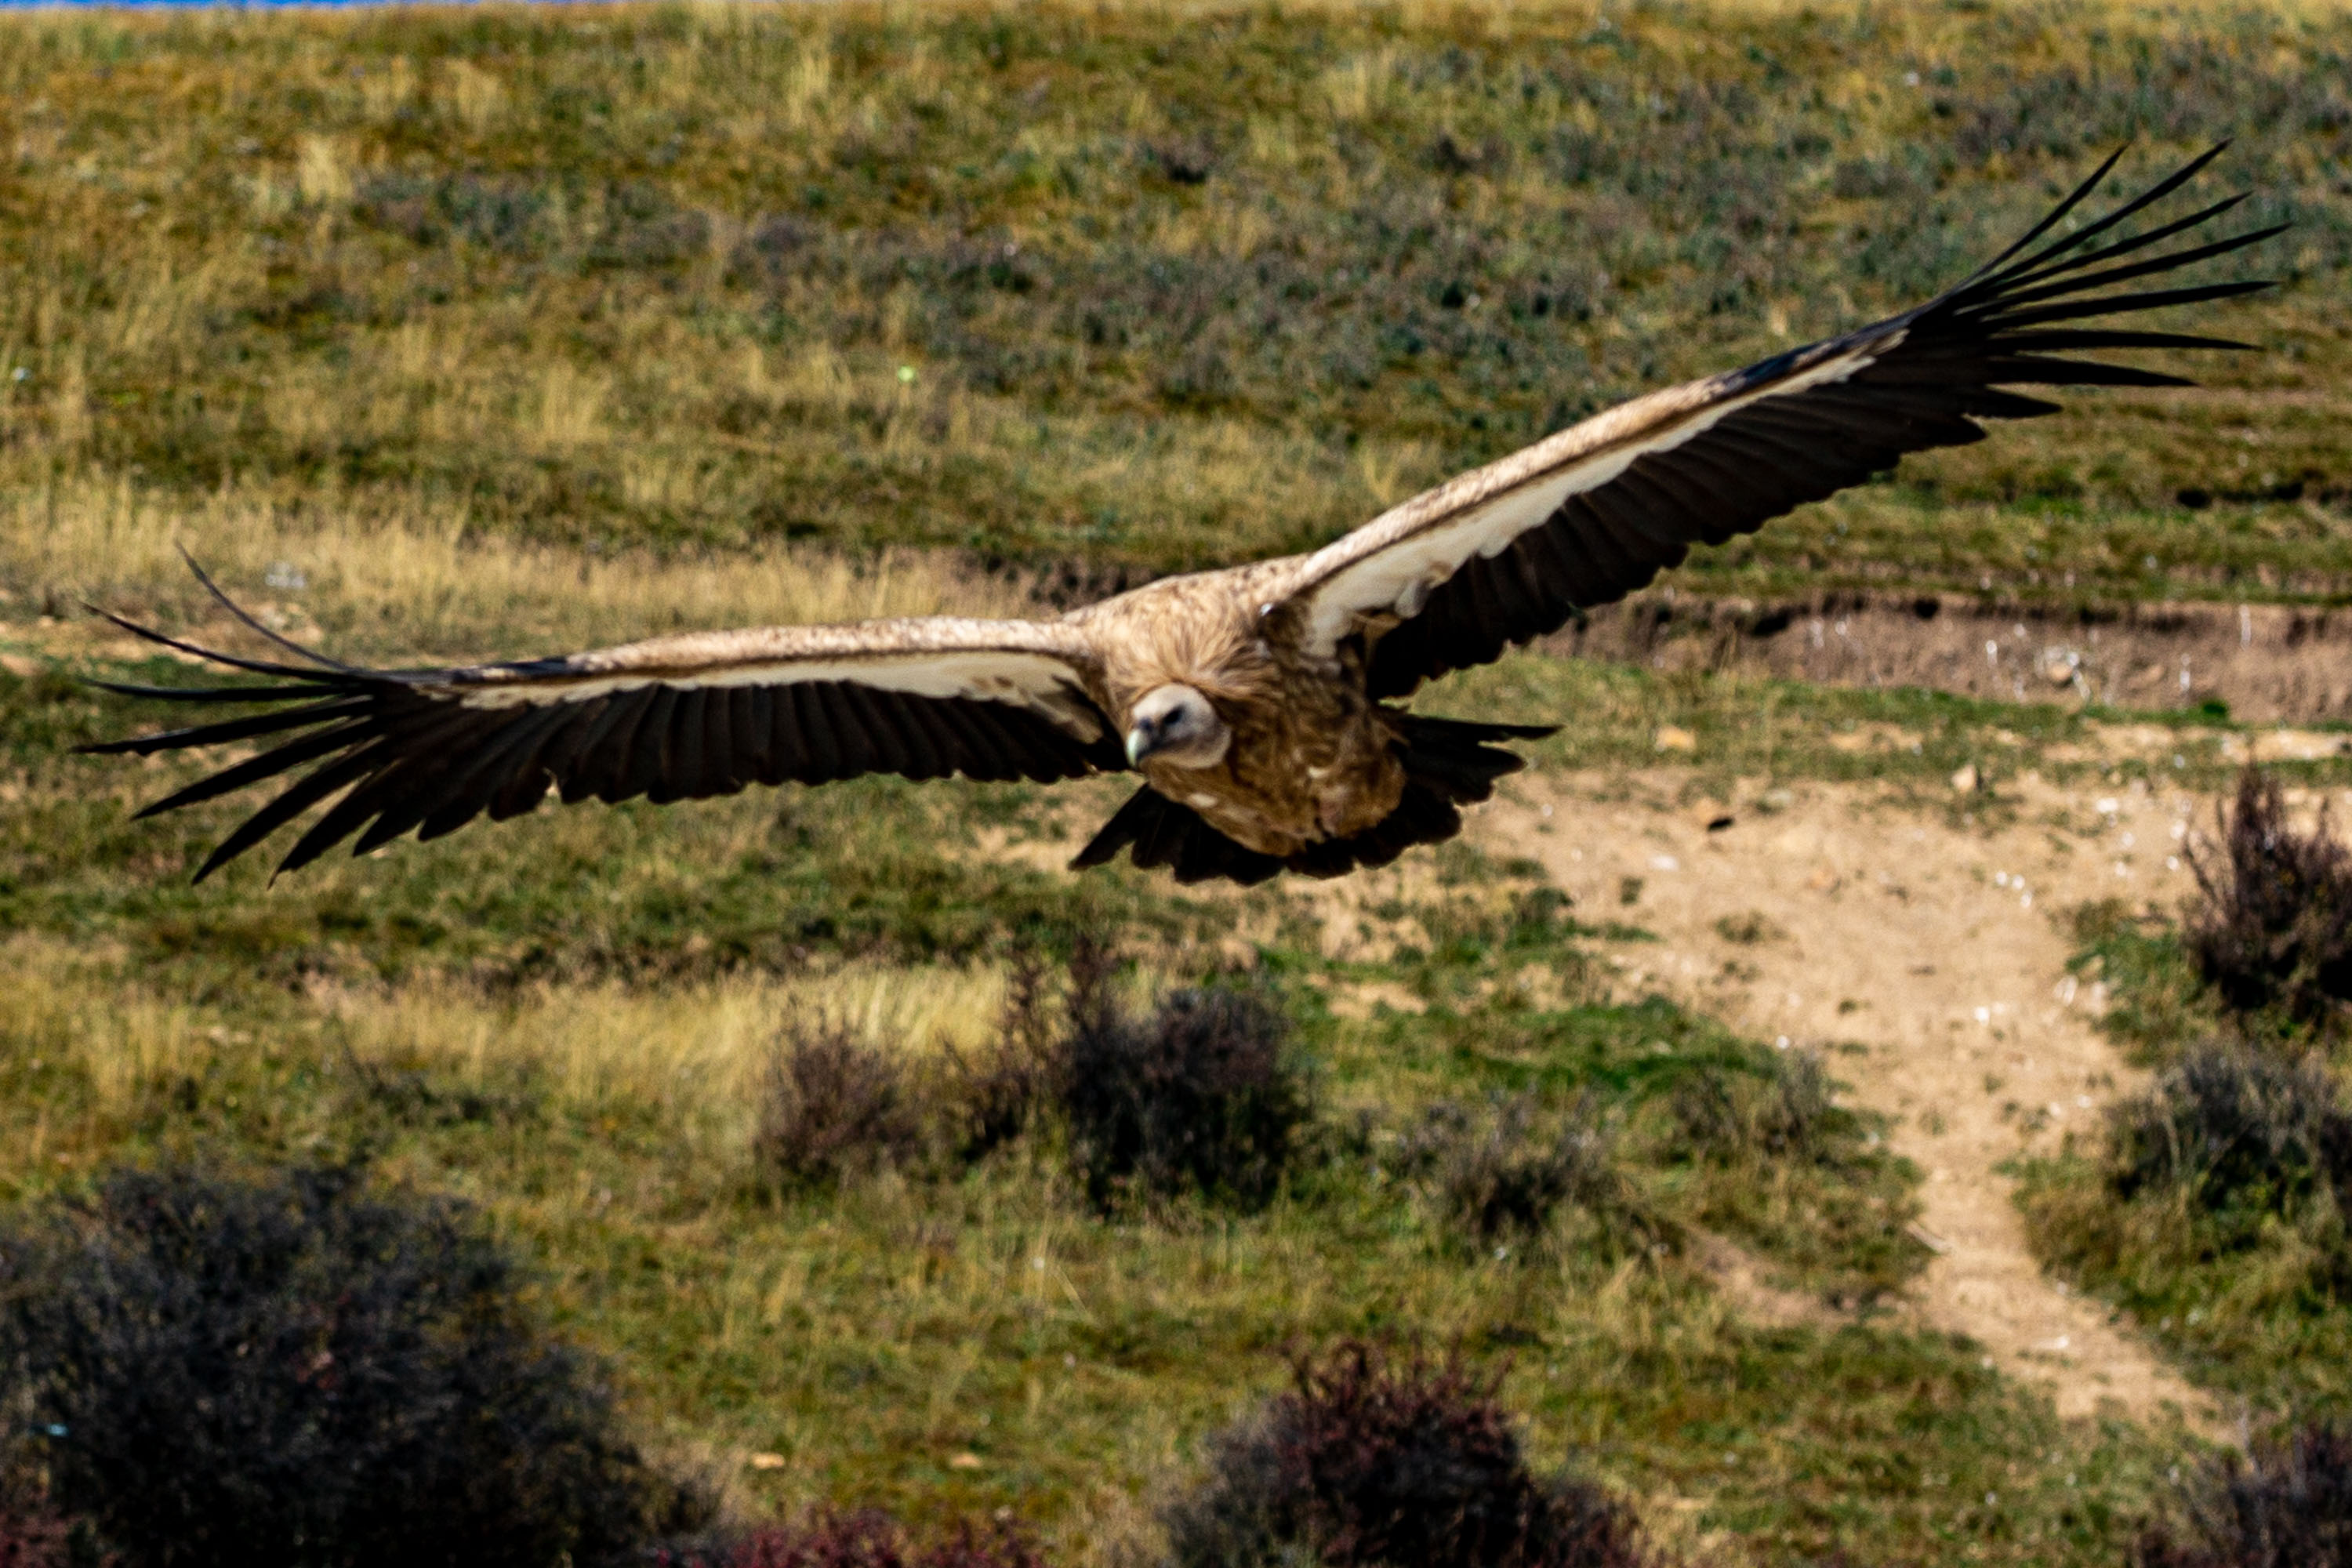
[918, 1519, 1052, 1568]
[659, 1509, 1047, 1568]
[2132, 1418, 2352, 1568]
[1160, 1342, 1645, 1568]
[2105, 1044, 2352, 1221]
[942, 948, 1069, 1164]
[1712, 912, 1784, 946]
[754, 1018, 924, 1190]
[1669, 1051, 1839, 1164]
[1062, 983, 1309, 1212]
[0, 1163, 695, 1568]
[1399, 1096, 1637, 1246]
[2187, 767, 2352, 1024]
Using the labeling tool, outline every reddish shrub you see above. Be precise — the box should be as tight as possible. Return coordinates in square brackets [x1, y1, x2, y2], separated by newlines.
[733, 1512, 905, 1568]
[917, 1518, 1051, 1568]
[661, 1511, 1046, 1568]
[754, 1019, 923, 1189]
[1162, 1342, 1645, 1568]
[0, 1502, 80, 1568]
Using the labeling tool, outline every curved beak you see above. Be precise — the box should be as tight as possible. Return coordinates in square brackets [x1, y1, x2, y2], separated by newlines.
[1123, 721, 1156, 768]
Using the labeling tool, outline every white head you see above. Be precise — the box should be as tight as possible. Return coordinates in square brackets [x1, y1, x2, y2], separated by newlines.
[1123, 684, 1231, 770]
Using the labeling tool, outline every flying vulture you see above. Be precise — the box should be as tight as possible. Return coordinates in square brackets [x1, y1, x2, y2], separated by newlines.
[90, 147, 2277, 887]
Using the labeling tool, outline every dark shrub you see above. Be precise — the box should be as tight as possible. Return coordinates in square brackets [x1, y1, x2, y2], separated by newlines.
[1399, 1096, 1635, 1246]
[943, 949, 1067, 1164]
[1161, 1342, 1644, 1568]
[2132, 1418, 2352, 1567]
[660, 1509, 1047, 1568]
[2106, 1044, 2352, 1221]
[1062, 983, 1309, 1213]
[0, 1163, 693, 1568]
[1142, 134, 1217, 186]
[1669, 1050, 1838, 1163]
[754, 1018, 924, 1190]
[1711, 911, 1784, 946]
[2187, 766, 2352, 1023]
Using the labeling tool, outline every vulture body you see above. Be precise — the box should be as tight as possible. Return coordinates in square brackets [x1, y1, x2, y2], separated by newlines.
[91, 148, 2278, 887]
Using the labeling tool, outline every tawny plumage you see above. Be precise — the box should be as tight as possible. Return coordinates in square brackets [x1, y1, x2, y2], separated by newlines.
[89, 148, 2277, 887]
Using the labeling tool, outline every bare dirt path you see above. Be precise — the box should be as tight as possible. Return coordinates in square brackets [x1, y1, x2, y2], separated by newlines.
[1466, 767, 2232, 1436]
[1558, 590, 2352, 725]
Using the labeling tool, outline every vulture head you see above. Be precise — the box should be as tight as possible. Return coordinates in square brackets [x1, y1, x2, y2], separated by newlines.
[1123, 684, 1230, 769]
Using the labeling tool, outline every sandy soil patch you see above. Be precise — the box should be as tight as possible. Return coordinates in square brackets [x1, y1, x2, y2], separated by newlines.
[1468, 768, 2226, 1436]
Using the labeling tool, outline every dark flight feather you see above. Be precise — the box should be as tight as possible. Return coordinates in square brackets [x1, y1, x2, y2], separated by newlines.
[1366, 147, 2278, 699]
[85, 636, 1121, 880]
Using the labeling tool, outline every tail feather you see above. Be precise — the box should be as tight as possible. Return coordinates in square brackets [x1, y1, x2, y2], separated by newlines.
[1394, 714, 1556, 803]
[1069, 786, 1285, 887]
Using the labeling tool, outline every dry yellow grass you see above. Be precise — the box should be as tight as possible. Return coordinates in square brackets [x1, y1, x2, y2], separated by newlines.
[323, 961, 1014, 1121]
[0, 477, 1022, 661]
[0, 929, 1014, 1127]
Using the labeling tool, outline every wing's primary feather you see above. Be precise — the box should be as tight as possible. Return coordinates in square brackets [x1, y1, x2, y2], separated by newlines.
[88, 598, 1122, 880]
[1272, 147, 2277, 699]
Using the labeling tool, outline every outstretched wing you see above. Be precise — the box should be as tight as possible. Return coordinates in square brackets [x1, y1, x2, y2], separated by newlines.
[88, 567, 1121, 881]
[1270, 145, 2279, 699]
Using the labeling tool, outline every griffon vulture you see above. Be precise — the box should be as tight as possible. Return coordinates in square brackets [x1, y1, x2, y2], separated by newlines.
[91, 147, 2276, 887]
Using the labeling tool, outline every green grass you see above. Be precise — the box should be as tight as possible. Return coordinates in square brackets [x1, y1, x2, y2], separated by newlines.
[0, 638, 2257, 1563]
[2059, 898, 2230, 1065]
[0, 0, 2347, 612]
[0, 902, 2183, 1567]
[2016, 1139, 2352, 1421]
[1327, 985, 1929, 1303]
[10, 636, 2339, 998]
[9, 1, 2344, 1556]
[2014, 899, 2352, 1426]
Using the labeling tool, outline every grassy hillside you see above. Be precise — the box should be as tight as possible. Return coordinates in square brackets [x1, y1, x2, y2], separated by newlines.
[0, 0, 2347, 627]
[0, 618, 2297, 1563]
[5, 3, 2348, 1563]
